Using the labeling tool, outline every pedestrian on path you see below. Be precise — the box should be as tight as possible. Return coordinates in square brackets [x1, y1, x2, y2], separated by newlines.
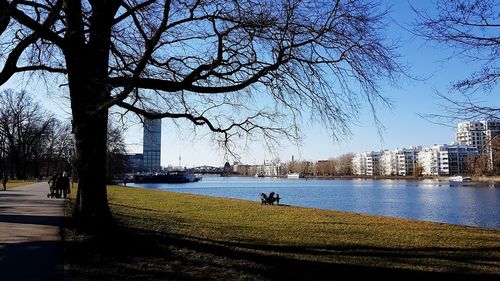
[58, 171, 70, 198]
[47, 172, 59, 198]
[2, 172, 7, 190]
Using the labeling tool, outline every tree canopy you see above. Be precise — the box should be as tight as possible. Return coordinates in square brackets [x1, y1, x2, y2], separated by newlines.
[0, 0, 402, 225]
[415, 0, 499, 120]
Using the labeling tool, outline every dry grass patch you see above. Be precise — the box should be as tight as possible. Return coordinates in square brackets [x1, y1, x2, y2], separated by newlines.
[106, 185, 500, 275]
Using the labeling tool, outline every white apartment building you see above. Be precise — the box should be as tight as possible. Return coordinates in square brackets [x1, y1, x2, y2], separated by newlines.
[456, 120, 500, 169]
[352, 151, 383, 176]
[380, 147, 422, 176]
[257, 160, 282, 177]
[417, 144, 479, 176]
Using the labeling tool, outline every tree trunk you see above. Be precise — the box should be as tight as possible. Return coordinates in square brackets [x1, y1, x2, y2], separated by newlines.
[65, 58, 112, 227]
[62, 1, 120, 228]
[72, 105, 112, 227]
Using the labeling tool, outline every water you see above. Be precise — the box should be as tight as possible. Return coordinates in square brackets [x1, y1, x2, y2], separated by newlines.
[127, 177, 500, 229]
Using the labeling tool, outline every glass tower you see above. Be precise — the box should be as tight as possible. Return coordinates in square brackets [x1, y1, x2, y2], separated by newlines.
[143, 118, 161, 172]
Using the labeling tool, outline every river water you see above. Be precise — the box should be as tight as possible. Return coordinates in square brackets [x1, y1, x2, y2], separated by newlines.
[127, 177, 500, 229]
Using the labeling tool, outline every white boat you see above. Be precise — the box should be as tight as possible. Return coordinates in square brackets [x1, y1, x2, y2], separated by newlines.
[449, 176, 472, 182]
[287, 173, 302, 179]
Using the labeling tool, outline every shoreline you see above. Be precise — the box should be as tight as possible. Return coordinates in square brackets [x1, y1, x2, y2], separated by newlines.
[229, 174, 500, 182]
[122, 184, 500, 231]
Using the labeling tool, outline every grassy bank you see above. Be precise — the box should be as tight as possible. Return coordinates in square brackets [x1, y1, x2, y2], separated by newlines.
[65, 185, 500, 280]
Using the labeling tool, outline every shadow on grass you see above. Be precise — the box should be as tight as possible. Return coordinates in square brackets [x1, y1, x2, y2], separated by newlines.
[64, 220, 499, 281]
[0, 240, 64, 281]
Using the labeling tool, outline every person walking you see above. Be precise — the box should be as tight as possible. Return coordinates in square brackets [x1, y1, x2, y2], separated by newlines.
[58, 172, 70, 198]
[47, 172, 59, 198]
[2, 172, 7, 191]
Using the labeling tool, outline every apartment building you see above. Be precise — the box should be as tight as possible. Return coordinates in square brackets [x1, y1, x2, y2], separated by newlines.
[380, 147, 421, 176]
[257, 160, 282, 177]
[456, 120, 500, 169]
[417, 144, 479, 176]
[352, 151, 382, 176]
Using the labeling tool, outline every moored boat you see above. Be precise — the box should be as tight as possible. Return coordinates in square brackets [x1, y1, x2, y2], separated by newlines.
[133, 171, 201, 183]
[287, 173, 303, 179]
[449, 176, 472, 182]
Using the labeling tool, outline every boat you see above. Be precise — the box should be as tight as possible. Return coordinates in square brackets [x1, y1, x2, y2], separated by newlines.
[133, 171, 201, 183]
[287, 173, 303, 179]
[449, 176, 472, 182]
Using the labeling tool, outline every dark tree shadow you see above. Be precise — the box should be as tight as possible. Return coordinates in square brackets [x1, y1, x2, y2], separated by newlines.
[0, 241, 64, 281]
[0, 214, 62, 227]
[64, 222, 500, 281]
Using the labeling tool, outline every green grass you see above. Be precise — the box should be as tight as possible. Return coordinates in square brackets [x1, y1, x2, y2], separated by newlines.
[64, 185, 500, 280]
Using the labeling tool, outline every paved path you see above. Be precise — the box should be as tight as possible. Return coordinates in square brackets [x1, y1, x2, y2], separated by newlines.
[0, 182, 65, 281]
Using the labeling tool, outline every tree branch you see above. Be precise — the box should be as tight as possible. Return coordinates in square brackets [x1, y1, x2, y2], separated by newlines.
[0, 0, 65, 48]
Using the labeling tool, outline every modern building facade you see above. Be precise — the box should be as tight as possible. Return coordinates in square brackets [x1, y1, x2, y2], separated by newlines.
[380, 147, 421, 176]
[456, 119, 500, 169]
[126, 153, 143, 172]
[352, 151, 382, 176]
[354, 144, 477, 177]
[257, 160, 282, 177]
[143, 118, 162, 172]
[417, 144, 479, 176]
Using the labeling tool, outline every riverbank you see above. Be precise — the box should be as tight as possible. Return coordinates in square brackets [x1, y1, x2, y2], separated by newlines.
[235, 174, 500, 182]
[301, 175, 500, 182]
[64, 185, 500, 280]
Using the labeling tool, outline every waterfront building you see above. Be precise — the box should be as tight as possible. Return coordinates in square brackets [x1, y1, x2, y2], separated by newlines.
[126, 153, 143, 173]
[417, 144, 479, 176]
[352, 151, 382, 176]
[380, 146, 422, 176]
[143, 118, 162, 172]
[257, 160, 282, 177]
[379, 150, 394, 176]
[456, 119, 500, 169]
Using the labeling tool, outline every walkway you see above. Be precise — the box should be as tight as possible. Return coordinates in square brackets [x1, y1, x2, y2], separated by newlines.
[0, 182, 65, 281]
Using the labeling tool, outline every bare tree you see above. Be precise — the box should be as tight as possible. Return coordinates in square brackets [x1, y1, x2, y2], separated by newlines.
[41, 119, 73, 176]
[0, 0, 401, 227]
[0, 90, 55, 179]
[106, 122, 128, 182]
[334, 153, 354, 176]
[414, 0, 500, 120]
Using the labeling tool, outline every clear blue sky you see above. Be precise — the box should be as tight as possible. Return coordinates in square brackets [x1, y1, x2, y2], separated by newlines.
[1, 0, 498, 167]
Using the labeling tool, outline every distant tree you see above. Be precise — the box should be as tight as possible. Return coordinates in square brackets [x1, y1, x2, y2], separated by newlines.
[1, 0, 402, 227]
[0, 90, 54, 179]
[463, 135, 500, 176]
[413, 164, 423, 177]
[41, 119, 73, 176]
[106, 122, 128, 182]
[316, 160, 333, 176]
[414, 0, 500, 120]
[334, 153, 354, 176]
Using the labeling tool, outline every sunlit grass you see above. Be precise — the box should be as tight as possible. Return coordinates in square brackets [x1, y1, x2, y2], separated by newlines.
[106, 185, 500, 274]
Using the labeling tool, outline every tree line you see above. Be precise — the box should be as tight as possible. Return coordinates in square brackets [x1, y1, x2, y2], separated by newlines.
[0, 89, 128, 181]
[0, 90, 73, 180]
[234, 153, 354, 177]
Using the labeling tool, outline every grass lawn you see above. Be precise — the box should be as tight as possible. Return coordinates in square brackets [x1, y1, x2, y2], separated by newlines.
[64, 185, 500, 280]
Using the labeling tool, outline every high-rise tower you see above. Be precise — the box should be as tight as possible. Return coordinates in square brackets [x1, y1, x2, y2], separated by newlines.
[143, 118, 161, 172]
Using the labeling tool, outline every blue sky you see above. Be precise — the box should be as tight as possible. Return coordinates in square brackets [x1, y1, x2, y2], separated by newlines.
[1, 0, 498, 167]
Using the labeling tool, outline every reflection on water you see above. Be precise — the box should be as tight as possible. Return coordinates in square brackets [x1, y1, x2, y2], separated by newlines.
[128, 177, 500, 229]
